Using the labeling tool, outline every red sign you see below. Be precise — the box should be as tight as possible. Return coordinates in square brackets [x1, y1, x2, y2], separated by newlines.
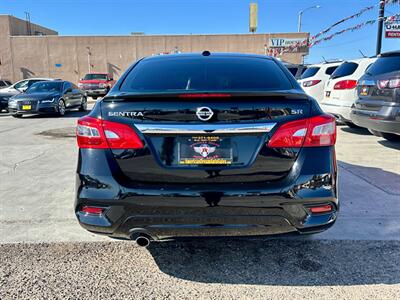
[385, 22, 400, 38]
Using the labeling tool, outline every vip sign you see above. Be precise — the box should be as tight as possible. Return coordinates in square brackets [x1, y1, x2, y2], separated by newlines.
[269, 38, 307, 48]
[385, 22, 400, 38]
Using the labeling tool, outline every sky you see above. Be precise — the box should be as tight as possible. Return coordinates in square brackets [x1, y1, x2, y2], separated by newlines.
[1, 0, 399, 64]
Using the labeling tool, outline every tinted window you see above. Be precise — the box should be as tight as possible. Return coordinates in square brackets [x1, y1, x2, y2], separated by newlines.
[84, 74, 108, 80]
[330, 62, 358, 79]
[301, 67, 307, 74]
[301, 67, 320, 79]
[120, 57, 293, 92]
[26, 81, 62, 93]
[63, 82, 72, 91]
[325, 66, 338, 75]
[366, 56, 400, 76]
[287, 67, 298, 76]
[0, 81, 6, 87]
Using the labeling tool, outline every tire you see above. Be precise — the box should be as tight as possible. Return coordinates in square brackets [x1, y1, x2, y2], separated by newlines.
[12, 113, 22, 118]
[344, 121, 361, 129]
[57, 99, 66, 116]
[79, 96, 87, 111]
[381, 132, 400, 142]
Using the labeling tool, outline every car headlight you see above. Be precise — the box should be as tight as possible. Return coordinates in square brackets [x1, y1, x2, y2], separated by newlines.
[99, 83, 106, 88]
[41, 97, 57, 103]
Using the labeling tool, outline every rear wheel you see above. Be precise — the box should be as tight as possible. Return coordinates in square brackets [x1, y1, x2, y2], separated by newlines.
[58, 99, 66, 116]
[79, 96, 87, 111]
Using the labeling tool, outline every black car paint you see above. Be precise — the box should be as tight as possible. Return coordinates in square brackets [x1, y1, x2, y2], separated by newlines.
[75, 54, 338, 241]
[8, 81, 86, 116]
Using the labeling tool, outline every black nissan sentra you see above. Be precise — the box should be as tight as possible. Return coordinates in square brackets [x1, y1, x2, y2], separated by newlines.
[8, 80, 87, 117]
[75, 52, 338, 246]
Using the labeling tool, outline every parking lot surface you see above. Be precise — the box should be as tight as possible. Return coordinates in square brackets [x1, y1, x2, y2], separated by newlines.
[0, 105, 399, 299]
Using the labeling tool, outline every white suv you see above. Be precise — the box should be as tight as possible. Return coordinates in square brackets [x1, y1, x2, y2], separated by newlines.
[298, 62, 342, 102]
[320, 58, 377, 127]
[0, 78, 55, 96]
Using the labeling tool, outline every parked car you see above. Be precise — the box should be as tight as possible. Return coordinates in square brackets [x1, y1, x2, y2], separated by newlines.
[320, 57, 377, 127]
[298, 61, 342, 102]
[0, 77, 55, 112]
[8, 80, 87, 118]
[0, 79, 12, 89]
[75, 52, 338, 246]
[78, 73, 115, 99]
[351, 51, 400, 141]
[283, 62, 307, 79]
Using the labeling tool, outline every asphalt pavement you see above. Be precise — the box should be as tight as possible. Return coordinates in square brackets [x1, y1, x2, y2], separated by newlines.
[0, 103, 399, 299]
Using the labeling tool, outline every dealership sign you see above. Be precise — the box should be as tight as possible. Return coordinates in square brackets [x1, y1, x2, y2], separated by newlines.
[269, 38, 307, 48]
[385, 21, 400, 38]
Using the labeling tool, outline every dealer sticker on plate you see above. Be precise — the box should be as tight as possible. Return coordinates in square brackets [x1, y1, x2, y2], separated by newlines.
[178, 136, 233, 165]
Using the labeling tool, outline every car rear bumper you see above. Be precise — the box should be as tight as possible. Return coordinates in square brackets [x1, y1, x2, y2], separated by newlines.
[350, 103, 400, 135]
[75, 147, 338, 240]
[320, 102, 352, 122]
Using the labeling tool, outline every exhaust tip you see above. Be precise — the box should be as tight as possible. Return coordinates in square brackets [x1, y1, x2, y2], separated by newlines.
[135, 235, 151, 247]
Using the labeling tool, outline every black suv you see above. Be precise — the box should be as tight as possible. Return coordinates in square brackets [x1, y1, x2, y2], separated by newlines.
[75, 53, 338, 246]
[351, 51, 400, 141]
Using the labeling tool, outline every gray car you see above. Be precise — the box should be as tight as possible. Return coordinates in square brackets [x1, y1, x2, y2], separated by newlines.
[8, 80, 87, 118]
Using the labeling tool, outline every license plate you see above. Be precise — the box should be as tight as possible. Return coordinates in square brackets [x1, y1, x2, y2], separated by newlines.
[22, 105, 31, 110]
[360, 86, 369, 96]
[325, 91, 331, 98]
[178, 136, 232, 165]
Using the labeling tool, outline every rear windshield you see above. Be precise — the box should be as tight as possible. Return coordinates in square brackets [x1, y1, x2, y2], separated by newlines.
[366, 56, 400, 76]
[301, 67, 320, 79]
[120, 57, 293, 92]
[325, 66, 338, 75]
[330, 62, 358, 79]
[83, 74, 107, 80]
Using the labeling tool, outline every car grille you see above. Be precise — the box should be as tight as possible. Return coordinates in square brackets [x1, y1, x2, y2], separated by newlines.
[81, 83, 100, 89]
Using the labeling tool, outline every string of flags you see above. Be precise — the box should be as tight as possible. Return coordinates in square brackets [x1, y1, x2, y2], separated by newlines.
[268, 1, 400, 57]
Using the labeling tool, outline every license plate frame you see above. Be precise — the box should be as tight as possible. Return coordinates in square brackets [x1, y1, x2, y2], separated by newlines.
[178, 136, 233, 165]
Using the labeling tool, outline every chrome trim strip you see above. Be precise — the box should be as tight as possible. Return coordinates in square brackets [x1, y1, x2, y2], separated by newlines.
[135, 123, 277, 134]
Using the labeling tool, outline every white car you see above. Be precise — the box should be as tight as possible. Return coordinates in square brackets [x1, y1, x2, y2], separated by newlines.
[320, 58, 377, 127]
[298, 62, 342, 102]
[0, 77, 56, 96]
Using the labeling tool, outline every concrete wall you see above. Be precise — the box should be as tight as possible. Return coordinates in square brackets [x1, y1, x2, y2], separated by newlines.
[0, 15, 309, 83]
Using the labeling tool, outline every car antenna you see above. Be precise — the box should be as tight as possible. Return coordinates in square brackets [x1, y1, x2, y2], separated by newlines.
[322, 56, 327, 63]
[358, 50, 367, 58]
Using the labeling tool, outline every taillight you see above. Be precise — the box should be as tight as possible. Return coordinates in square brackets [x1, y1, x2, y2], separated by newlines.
[302, 80, 321, 87]
[76, 116, 144, 149]
[80, 206, 104, 215]
[333, 80, 357, 90]
[378, 78, 400, 89]
[268, 114, 336, 148]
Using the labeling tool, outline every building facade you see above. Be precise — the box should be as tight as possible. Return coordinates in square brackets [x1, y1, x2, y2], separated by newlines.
[0, 15, 309, 83]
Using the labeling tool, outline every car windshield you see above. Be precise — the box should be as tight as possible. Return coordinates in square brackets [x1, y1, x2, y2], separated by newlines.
[301, 67, 320, 79]
[120, 57, 293, 92]
[365, 56, 400, 76]
[26, 81, 62, 93]
[330, 62, 358, 79]
[83, 74, 108, 80]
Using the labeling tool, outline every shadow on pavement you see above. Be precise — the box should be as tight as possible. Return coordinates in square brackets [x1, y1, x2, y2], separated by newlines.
[147, 238, 399, 286]
[20, 110, 89, 119]
[378, 139, 400, 150]
[339, 126, 371, 135]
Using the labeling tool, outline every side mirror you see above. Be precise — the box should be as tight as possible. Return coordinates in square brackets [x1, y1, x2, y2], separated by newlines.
[109, 77, 114, 81]
[66, 88, 72, 93]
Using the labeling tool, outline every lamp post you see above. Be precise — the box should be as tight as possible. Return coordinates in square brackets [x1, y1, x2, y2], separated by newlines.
[298, 5, 321, 32]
